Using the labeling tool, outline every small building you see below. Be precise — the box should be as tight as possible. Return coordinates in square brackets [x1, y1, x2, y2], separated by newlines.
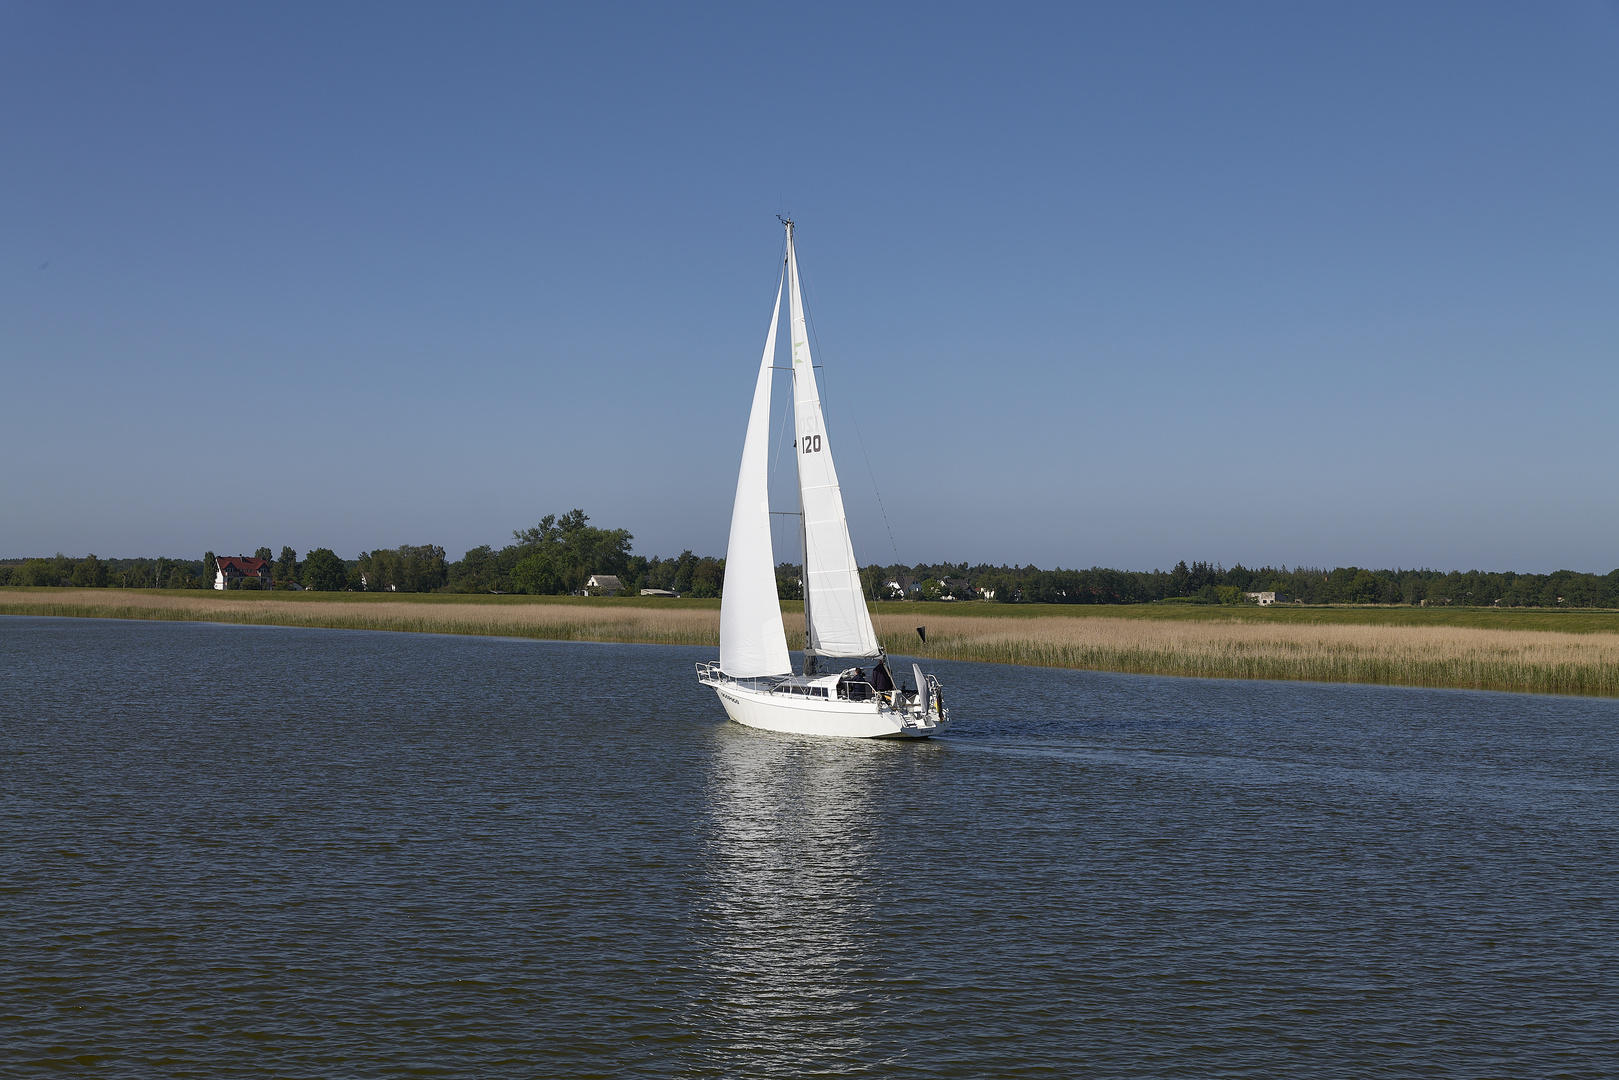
[640, 588, 678, 598]
[584, 574, 623, 595]
[883, 576, 918, 599]
[1244, 591, 1290, 606]
[215, 555, 272, 590]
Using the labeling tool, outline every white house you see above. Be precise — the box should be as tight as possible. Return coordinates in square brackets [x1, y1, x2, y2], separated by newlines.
[1243, 591, 1290, 605]
[584, 574, 623, 595]
[214, 555, 273, 590]
[882, 576, 918, 599]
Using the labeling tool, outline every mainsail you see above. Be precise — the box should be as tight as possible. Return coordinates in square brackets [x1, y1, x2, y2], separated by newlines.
[718, 272, 793, 678]
[786, 224, 882, 660]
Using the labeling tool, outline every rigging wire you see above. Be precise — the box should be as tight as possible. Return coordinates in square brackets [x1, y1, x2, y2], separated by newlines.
[766, 240, 790, 481]
[799, 258, 904, 571]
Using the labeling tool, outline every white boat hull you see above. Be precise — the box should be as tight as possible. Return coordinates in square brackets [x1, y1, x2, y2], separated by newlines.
[706, 679, 945, 739]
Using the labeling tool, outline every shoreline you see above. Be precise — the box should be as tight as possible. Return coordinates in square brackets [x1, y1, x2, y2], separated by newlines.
[4, 589, 1619, 699]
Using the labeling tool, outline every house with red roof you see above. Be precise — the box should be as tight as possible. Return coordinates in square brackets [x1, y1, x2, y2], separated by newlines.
[214, 555, 273, 590]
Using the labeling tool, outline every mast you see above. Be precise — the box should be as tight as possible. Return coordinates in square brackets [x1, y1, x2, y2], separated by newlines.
[786, 218, 815, 675]
[799, 436, 812, 676]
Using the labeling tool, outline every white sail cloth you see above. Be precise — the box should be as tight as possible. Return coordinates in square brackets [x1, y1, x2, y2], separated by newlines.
[787, 228, 882, 660]
[718, 274, 793, 678]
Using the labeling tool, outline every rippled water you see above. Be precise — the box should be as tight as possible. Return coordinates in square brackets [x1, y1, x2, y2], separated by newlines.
[3, 616, 1616, 1077]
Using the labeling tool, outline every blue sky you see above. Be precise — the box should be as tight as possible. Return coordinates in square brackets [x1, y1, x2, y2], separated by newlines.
[4, 2, 1617, 573]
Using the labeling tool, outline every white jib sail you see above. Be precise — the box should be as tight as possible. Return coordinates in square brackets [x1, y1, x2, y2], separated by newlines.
[786, 226, 882, 660]
[719, 271, 793, 678]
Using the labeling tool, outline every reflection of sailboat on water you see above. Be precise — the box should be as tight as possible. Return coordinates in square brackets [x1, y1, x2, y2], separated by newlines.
[697, 218, 949, 739]
[694, 729, 894, 1061]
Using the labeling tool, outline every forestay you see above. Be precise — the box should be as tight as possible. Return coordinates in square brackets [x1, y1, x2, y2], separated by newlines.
[718, 272, 793, 678]
[786, 226, 882, 660]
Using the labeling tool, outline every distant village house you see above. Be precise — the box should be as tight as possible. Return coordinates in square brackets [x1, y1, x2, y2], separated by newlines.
[883, 576, 918, 599]
[1243, 591, 1290, 605]
[583, 574, 622, 595]
[214, 555, 273, 590]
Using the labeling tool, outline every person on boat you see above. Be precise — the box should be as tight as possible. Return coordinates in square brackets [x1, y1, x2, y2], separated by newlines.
[868, 659, 895, 704]
[852, 667, 871, 700]
[837, 668, 862, 700]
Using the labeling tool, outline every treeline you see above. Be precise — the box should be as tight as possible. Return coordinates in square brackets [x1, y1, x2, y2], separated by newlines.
[7, 514, 1618, 608]
[0, 510, 724, 597]
[0, 548, 357, 591]
[0, 554, 210, 589]
[860, 560, 1619, 608]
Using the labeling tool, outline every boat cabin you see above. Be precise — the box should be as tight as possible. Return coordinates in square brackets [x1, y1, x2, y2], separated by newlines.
[772, 668, 879, 701]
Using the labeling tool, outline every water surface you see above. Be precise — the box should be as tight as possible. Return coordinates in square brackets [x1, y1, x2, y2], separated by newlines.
[3, 616, 1615, 1076]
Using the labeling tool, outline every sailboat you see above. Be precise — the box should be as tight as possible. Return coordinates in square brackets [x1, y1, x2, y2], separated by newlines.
[696, 219, 949, 739]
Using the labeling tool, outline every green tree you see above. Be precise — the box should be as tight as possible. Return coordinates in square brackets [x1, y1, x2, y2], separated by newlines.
[511, 550, 563, 594]
[670, 550, 697, 594]
[357, 544, 449, 592]
[621, 554, 650, 594]
[446, 545, 499, 593]
[775, 562, 802, 600]
[690, 557, 724, 598]
[276, 546, 298, 583]
[302, 548, 347, 592]
[24, 556, 66, 586]
[203, 551, 217, 588]
[255, 547, 273, 562]
[72, 554, 108, 588]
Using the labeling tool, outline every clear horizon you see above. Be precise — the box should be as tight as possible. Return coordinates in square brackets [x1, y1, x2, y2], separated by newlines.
[5, 3, 1617, 574]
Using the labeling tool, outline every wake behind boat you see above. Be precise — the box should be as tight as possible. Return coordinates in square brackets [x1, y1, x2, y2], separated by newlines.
[696, 219, 949, 739]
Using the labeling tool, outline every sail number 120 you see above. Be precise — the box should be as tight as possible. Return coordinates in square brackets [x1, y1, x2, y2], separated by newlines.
[801, 434, 822, 454]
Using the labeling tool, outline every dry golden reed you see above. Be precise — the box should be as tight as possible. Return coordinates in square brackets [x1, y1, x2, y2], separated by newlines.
[6, 591, 1619, 697]
[872, 613, 1619, 697]
[0, 591, 723, 646]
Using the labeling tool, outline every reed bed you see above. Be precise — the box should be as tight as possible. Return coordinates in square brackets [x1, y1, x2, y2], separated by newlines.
[0, 591, 723, 647]
[872, 613, 1619, 697]
[6, 591, 1619, 697]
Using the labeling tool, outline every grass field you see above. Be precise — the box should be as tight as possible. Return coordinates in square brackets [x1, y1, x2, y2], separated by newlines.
[6, 588, 1619, 698]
